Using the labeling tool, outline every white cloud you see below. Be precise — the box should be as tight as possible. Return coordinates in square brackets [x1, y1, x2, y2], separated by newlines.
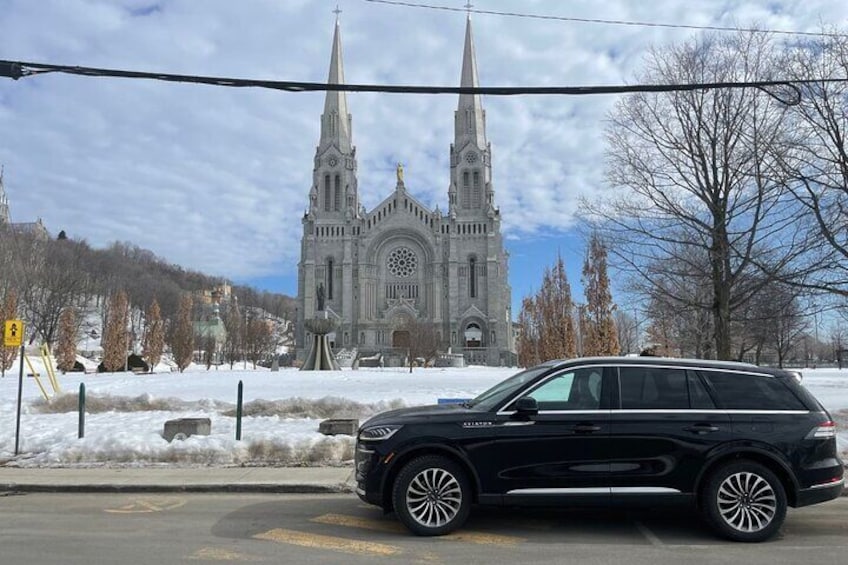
[1, 0, 846, 285]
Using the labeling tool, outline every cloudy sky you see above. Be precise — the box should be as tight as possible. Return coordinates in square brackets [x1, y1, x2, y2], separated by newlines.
[1, 0, 846, 312]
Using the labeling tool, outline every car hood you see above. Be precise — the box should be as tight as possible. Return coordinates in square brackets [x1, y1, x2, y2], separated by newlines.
[361, 403, 482, 428]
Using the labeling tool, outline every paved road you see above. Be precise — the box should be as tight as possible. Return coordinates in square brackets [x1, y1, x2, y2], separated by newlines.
[1, 492, 846, 564]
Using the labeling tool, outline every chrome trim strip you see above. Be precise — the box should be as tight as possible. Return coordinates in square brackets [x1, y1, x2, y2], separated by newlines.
[506, 488, 610, 495]
[808, 478, 845, 490]
[611, 487, 682, 494]
[614, 364, 775, 378]
[505, 487, 682, 495]
[501, 421, 535, 426]
[612, 409, 809, 415]
[496, 409, 608, 416]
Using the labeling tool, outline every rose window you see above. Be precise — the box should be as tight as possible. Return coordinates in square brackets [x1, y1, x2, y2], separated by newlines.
[387, 247, 418, 278]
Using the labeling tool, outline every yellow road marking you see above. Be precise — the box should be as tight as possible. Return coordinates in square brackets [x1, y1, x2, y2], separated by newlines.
[311, 513, 407, 533]
[254, 528, 403, 557]
[187, 547, 259, 561]
[104, 497, 186, 514]
[310, 513, 524, 546]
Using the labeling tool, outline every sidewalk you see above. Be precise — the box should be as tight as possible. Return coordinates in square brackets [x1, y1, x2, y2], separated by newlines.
[0, 466, 355, 494]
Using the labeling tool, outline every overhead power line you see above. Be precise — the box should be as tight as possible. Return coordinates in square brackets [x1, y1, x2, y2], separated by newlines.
[364, 0, 847, 38]
[3, 58, 848, 106]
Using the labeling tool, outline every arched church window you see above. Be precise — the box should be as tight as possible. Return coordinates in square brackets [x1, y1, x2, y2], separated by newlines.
[462, 171, 470, 209]
[334, 175, 341, 211]
[469, 256, 477, 298]
[472, 171, 481, 208]
[327, 258, 334, 300]
[323, 174, 331, 212]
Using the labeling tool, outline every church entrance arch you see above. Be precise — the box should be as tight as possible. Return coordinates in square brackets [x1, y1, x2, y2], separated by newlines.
[464, 323, 483, 348]
[393, 330, 411, 349]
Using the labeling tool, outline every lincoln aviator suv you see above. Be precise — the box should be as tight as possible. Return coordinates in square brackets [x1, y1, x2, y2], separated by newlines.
[355, 357, 844, 542]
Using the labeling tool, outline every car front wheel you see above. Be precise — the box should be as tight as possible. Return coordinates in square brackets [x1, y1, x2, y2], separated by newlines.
[701, 460, 787, 542]
[392, 455, 471, 536]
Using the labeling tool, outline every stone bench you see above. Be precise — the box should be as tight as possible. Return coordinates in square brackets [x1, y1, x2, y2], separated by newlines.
[163, 418, 211, 442]
[318, 418, 359, 436]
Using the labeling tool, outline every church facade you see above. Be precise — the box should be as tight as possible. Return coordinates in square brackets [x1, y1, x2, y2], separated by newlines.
[296, 17, 514, 366]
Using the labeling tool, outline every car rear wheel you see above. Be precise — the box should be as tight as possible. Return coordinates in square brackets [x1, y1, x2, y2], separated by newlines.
[701, 460, 787, 542]
[392, 455, 471, 536]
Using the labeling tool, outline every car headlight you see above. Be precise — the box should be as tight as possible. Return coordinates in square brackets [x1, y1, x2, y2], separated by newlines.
[359, 424, 403, 442]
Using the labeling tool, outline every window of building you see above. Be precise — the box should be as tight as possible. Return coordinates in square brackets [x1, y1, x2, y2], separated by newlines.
[472, 171, 481, 208]
[462, 171, 470, 209]
[469, 257, 477, 298]
[327, 258, 334, 300]
[323, 174, 331, 212]
[334, 175, 341, 211]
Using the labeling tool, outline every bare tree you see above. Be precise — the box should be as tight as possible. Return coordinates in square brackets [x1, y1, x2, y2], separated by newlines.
[777, 31, 848, 297]
[244, 315, 274, 369]
[614, 309, 639, 355]
[170, 294, 194, 372]
[401, 318, 441, 372]
[222, 297, 243, 369]
[591, 32, 806, 360]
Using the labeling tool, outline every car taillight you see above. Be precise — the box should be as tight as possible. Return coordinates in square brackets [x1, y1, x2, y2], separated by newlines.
[807, 420, 837, 439]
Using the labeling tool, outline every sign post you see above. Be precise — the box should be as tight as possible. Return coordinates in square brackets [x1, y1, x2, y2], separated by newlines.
[5, 320, 25, 455]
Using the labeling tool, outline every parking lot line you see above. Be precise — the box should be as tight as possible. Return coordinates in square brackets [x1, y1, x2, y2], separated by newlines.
[633, 521, 664, 547]
[311, 513, 525, 546]
[254, 528, 404, 557]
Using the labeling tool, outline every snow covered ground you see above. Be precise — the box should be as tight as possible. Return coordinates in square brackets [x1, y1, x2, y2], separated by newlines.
[0, 362, 846, 468]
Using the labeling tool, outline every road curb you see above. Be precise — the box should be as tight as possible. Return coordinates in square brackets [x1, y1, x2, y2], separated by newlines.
[0, 483, 354, 494]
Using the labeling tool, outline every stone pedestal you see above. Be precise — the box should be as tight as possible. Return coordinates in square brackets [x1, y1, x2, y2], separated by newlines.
[300, 315, 340, 371]
[163, 418, 211, 442]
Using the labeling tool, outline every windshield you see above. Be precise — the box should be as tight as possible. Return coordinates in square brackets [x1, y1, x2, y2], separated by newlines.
[467, 365, 552, 411]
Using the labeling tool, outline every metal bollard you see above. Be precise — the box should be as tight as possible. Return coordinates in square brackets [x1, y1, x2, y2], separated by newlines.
[236, 380, 243, 441]
[78, 382, 86, 439]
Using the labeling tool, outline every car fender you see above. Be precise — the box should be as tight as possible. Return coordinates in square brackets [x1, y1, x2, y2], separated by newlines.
[695, 440, 800, 497]
[381, 437, 482, 496]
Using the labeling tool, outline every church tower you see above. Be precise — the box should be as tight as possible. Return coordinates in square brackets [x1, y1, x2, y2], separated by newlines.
[296, 14, 514, 366]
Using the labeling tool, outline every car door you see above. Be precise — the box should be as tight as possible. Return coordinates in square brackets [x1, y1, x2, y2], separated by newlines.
[472, 366, 613, 503]
[608, 365, 732, 497]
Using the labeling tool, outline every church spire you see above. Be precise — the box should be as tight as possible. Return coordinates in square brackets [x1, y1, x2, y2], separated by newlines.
[455, 15, 486, 149]
[320, 17, 352, 153]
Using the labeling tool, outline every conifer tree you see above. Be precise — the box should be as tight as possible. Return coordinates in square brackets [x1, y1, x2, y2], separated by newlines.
[102, 291, 130, 372]
[56, 307, 78, 372]
[516, 254, 577, 365]
[582, 233, 620, 356]
[1, 289, 19, 377]
[170, 294, 194, 372]
[142, 298, 165, 369]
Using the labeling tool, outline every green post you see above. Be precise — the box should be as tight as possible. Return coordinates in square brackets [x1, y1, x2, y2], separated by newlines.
[78, 382, 86, 439]
[14, 344, 24, 455]
[236, 380, 243, 441]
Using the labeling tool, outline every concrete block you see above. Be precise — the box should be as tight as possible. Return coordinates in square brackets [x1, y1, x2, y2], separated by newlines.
[164, 418, 211, 442]
[318, 418, 359, 436]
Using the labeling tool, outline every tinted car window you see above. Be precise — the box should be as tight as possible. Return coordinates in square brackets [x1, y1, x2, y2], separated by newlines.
[620, 367, 688, 409]
[699, 371, 806, 410]
[687, 371, 716, 409]
[526, 368, 602, 410]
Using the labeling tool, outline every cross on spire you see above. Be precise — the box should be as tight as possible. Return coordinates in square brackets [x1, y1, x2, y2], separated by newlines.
[333, 4, 342, 20]
[464, 1, 473, 14]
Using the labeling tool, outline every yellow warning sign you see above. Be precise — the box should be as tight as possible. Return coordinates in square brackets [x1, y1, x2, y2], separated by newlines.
[4, 319, 23, 347]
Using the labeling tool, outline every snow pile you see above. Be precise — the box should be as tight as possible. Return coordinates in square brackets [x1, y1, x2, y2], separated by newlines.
[1, 365, 846, 468]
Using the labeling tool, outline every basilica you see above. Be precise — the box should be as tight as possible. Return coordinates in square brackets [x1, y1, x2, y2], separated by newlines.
[296, 16, 514, 366]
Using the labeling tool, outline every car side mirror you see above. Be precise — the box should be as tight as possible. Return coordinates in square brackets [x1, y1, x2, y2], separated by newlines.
[514, 396, 538, 416]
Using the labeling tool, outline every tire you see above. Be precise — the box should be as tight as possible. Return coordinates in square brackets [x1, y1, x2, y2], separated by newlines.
[701, 460, 787, 542]
[391, 455, 471, 536]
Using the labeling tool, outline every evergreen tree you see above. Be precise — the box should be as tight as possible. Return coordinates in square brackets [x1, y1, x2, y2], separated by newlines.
[1, 289, 19, 377]
[56, 307, 78, 372]
[142, 298, 165, 369]
[102, 291, 129, 372]
[170, 294, 194, 372]
[582, 234, 620, 356]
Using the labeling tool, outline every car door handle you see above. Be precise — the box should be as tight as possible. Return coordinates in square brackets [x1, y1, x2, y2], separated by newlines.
[684, 424, 720, 434]
[573, 424, 602, 433]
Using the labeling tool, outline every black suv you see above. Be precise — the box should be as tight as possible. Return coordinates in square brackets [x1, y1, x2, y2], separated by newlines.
[355, 357, 844, 542]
